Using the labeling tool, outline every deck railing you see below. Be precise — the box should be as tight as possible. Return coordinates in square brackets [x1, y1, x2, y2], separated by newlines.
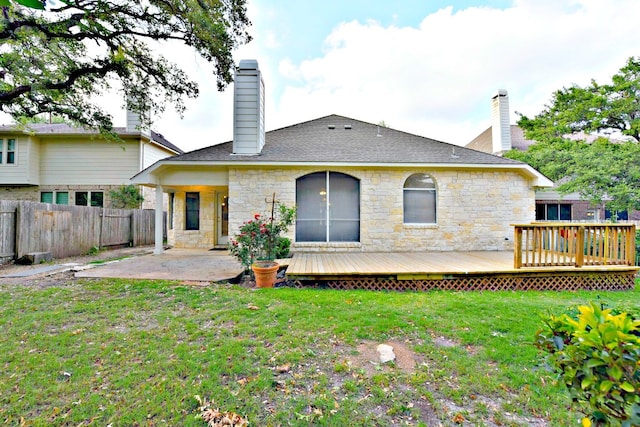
[513, 223, 636, 268]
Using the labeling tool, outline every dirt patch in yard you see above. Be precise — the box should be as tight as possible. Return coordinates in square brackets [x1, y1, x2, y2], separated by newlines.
[348, 340, 418, 376]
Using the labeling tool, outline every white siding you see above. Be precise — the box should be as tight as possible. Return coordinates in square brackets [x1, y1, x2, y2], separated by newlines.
[142, 142, 175, 168]
[40, 138, 140, 185]
[232, 60, 265, 155]
[0, 135, 39, 184]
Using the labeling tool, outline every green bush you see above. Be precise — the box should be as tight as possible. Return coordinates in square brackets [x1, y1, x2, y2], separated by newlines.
[535, 302, 640, 427]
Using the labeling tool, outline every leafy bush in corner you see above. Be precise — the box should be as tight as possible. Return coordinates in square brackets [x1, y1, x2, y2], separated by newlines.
[535, 302, 640, 427]
[108, 185, 144, 209]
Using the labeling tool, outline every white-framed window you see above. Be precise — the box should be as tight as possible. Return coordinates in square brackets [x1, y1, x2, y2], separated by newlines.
[41, 191, 69, 205]
[0, 138, 16, 165]
[296, 171, 360, 242]
[403, 174, 437, 224]
[75, 191, 104, 207]
[185, 192, 200, 230]
[536, 203, 571, 221]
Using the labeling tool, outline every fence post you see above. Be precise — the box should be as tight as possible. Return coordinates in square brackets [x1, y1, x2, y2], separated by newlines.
[129, 211, 135, 247]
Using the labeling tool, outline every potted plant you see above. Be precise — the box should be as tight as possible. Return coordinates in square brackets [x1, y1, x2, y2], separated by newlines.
[228, 196, 295, 288]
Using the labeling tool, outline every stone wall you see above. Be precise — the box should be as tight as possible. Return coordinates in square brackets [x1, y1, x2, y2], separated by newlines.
[228, 167, 535, 253]
[170, 190, 217, 249]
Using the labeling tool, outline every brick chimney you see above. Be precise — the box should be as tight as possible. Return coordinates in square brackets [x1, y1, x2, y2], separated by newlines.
[491, 89, 511, 154]
[232, 59, 265, 155]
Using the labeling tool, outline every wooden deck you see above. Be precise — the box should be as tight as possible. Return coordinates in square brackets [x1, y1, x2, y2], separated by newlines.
[283, 252, 638, 291]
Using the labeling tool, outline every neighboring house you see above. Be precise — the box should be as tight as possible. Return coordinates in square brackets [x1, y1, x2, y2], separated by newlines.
[0, 113, 183, 209]
[132, 60, 552, 255]
[466, 90, 639, 221]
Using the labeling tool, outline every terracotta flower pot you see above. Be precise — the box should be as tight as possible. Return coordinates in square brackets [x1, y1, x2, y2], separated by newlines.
[252, 261, 279, 288]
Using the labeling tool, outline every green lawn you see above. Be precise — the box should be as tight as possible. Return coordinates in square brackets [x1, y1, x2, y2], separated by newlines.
[1, 278, 638, 426]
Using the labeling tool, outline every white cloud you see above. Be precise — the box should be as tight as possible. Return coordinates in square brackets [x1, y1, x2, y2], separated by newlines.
[268, 0, 640, 146]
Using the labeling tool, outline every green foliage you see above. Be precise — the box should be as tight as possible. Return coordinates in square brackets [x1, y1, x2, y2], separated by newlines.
[535, 302, 640, 426]
[508, 56, 640, 213]
[228, 202, 296, 272]
[108, 185, 143, 209]
[0, 0, 251, 139]
[0, 0, 45, 9]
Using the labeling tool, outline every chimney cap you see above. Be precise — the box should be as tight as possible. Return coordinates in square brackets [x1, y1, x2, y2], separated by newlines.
[238, 59, 259, 70]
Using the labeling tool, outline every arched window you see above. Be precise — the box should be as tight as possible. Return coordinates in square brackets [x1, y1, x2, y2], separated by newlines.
[296, 171, 360, 242]
[403, 174, 436, 224]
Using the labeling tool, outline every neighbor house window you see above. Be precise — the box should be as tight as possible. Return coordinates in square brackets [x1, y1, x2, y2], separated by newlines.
[75, 191, 103, 207]
[40, 191, 69, 205]
[6, 139, 15, 164]
[605, 209, 628, 221]
[185, 192, 200, 230]
[403, 174, 437, 224]
[40, 192, 53, 203]
[56, 192, 69, 205]
[296, 171, 360, 242]
[536, 203, 571, 221]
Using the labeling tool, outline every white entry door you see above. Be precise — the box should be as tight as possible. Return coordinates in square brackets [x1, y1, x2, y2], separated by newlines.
[217, 192, 229, 245]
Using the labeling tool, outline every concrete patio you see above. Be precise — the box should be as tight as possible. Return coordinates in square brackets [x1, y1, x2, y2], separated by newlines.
[74, 248, 243, 282]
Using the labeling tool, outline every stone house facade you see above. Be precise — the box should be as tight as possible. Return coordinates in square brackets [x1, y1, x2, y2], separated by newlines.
[132, 60, 552, 255]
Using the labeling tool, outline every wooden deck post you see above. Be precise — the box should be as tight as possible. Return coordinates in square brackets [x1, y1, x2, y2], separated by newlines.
[575, 226, 585, 267]
[626, 225, 636, 266]
[514, 226, 522, 269]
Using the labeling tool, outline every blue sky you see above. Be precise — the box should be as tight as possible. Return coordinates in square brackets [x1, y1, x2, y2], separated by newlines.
[10, 0, 640, 152]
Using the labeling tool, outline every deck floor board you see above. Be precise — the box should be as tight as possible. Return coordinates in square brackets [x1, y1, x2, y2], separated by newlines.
[286, 251, 637, 277]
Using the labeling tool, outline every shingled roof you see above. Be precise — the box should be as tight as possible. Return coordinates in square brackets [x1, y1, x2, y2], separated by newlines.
[170, 114, 520, 165]
[0, 123, 183, 154]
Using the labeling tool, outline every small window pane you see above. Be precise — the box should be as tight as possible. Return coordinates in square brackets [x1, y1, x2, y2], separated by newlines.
[404, 190, 436, 223]
[40, 192, 53, 203]
[535, 204, 545, 220]
[186, 192, 200, 230]
[56, 192, 69, 205]
[547, 203, 559, 221]
[6, 139, 15, 164]
[168, 193, 174, 230]
[404, 174, 435, 189]
[90, 192, 103, 207]
[76, 191, 88, 206]
[0, 139, 3, 164]
[559, 204, 571, 221]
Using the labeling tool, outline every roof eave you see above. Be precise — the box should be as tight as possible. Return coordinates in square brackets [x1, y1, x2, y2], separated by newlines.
[131, 159, 554, 187]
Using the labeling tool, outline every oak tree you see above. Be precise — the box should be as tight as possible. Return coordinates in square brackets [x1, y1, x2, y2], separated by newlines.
[506, 57, 640, 214]
[0, 0, 251, 137]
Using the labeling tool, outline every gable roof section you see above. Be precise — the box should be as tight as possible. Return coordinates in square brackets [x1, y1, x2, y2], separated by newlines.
[134, 114, 552, 187]
[0, 123, 184, 154]
[172, 115, 521, 165]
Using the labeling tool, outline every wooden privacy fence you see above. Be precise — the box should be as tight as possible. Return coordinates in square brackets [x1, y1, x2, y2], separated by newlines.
[513, 223, 636, 268]
[0, 200, 162, 263]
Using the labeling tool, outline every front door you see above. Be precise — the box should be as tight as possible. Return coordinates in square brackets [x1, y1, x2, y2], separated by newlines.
[217, 192, 229, 245]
